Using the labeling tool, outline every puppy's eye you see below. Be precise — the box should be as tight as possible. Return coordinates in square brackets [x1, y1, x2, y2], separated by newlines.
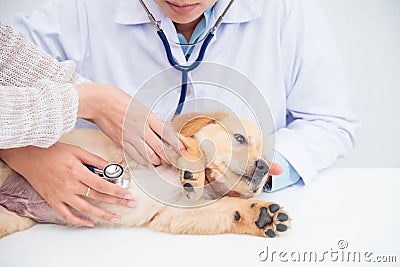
[234, 134, 246, 144]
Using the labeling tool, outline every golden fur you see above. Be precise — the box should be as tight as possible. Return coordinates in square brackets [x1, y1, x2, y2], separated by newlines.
[0, 112, 290, 238]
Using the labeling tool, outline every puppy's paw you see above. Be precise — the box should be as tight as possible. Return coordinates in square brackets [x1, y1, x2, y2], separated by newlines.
[233, 201, 291, 238]
[180, 170, 204, 200]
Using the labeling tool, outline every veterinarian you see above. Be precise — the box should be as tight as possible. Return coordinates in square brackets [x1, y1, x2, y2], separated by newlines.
[2, 0, 359, 224]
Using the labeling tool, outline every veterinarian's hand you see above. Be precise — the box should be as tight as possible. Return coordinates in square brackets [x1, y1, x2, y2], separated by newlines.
[0, 143, 135, 227]
[76, 83, 185, 166]
[123, 98, 186, 165]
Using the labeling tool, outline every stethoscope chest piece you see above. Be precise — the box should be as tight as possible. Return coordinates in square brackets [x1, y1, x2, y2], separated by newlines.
[85, 163, 129, 188]
[103, 164, 124, 179]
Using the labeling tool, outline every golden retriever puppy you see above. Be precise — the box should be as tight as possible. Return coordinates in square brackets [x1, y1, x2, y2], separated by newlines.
[0, 112, 290, 238]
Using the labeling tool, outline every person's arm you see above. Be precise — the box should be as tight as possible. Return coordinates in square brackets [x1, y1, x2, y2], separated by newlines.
[0, 83, 79, 149]
[0, 22, 87, 148]
[0, 22, 135, 226]
[274, 0, 360, 185]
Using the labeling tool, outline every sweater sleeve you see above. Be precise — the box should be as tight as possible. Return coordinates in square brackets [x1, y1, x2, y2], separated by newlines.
[0, 22, 87, 149]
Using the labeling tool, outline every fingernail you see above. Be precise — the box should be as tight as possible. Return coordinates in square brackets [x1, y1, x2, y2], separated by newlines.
[111, 217, 120, 224]
[86, 222, 94, 228]
[127, 201, 136, 208]
[124, 193, 133, 200]
[179, 146, 186, 155]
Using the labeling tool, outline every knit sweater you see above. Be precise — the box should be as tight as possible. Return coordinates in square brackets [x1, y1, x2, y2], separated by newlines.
[0, 22, 87, 149]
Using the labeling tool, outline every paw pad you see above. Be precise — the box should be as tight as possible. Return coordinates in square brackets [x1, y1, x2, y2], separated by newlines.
[248, 202, 291, 238]
[277, 213, 289, 222]
[265, 229, 276, 238]
[234, 211, 241, 221]
[183, 170, 193, 180]
[276, 224, 288, 232]
[183, 183, 194, 192]
[255, 207, 272, 229]
[268, 204, 280, 213]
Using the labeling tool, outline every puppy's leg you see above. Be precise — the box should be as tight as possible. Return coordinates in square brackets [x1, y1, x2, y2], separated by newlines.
[0, 206, 36, 238]
[178, 136, 206, 200]
[0, 162, 36, 238]
[148, 197, 290, 238]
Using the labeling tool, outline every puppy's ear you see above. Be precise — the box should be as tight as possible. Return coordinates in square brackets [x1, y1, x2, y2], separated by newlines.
[179, 116, 215, 137]
[171, 112, 228, 137]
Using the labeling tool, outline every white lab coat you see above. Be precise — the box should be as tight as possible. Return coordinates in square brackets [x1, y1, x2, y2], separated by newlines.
[6, 0, 359, 184]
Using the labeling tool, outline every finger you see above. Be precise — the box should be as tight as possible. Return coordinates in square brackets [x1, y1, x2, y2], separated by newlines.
[144, 127, 171, 164]
[85, 188, 136, 208]
[81, 172, 133, 200]
[73, 146, 108, 169]
[123, 140, 149, 165]
[50, 200, 94, 227]
[268, 162, 283, 176]
[127, 130, 162, 165]
[68, 196, 121, 224]
[148, 114, 186, 154]
[143, 141, 162, 165]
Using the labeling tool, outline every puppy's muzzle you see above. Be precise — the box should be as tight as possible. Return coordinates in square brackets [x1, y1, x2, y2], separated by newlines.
[249, 159, 270, 192]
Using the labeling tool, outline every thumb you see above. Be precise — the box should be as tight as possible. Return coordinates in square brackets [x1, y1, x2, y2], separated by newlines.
[148, 115, 186, 155]
[268, 162, 283, 176]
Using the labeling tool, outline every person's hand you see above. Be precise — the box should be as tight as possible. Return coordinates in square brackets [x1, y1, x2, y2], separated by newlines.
[262, 162, 283, 192]
[122, 98, 186, 165]
[76, 83, 185, 165]
[0, 143, 135, 227]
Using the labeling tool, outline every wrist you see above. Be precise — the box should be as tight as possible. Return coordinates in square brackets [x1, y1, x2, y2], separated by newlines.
[76, 83, 99, 120]
[0, 148, 17, 163]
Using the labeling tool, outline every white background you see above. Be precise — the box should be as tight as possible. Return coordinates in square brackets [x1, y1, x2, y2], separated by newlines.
[1, 0, 399, 167]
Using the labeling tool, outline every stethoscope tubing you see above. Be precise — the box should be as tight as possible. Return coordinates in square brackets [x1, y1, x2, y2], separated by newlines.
[85, 164, 103, 175]
[156, 29, 215, 115]
[139, 0, 235, 115]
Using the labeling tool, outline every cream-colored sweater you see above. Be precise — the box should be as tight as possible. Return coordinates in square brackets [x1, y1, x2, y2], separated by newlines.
[0, 23, 87, 149]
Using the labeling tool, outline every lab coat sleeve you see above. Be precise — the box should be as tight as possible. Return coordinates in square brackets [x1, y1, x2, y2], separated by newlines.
[275, 0, 360, 184]
[5, 0, 89, 66]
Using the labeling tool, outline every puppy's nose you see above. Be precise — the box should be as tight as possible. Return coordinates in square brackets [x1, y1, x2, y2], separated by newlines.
[255, 159, 269, 176]
[249, 159, 270, 193]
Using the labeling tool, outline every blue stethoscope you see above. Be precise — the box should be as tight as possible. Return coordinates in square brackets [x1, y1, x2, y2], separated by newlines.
[139, 0, 235, 115]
